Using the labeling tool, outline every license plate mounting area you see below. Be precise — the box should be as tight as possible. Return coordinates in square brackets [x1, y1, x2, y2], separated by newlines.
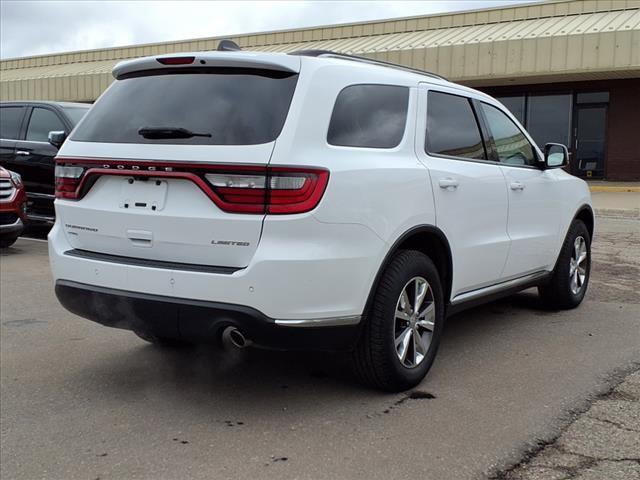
[120, 177, 168, 212]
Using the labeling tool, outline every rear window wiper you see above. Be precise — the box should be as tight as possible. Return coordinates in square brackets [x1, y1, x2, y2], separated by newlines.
[138, 127, 212, 139]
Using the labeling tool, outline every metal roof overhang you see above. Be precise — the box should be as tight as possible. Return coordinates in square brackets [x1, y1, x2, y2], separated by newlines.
[1, 8, 638, 101]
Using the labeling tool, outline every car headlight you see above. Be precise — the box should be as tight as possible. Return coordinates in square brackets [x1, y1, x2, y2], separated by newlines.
[9, 170, 22, 188]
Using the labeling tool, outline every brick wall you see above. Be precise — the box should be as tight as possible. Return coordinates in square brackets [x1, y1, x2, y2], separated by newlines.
[606, 79, 640, 181]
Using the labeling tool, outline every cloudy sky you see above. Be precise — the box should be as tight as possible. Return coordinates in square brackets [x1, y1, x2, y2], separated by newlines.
[1, 0, 539, 59]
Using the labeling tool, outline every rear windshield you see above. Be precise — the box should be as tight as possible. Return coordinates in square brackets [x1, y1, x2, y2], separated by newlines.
[71, 69, 298, 145]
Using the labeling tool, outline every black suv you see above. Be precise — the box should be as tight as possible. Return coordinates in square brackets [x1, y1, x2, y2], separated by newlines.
[0, 101, 90, 222]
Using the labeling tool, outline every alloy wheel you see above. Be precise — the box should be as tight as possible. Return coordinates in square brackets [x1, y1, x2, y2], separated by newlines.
[569, 236, 588, 295]
[394, 276, 435, 368]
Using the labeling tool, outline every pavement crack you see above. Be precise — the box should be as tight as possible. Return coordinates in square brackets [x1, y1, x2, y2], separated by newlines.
[586, 415, 640, 433]
[2, 318, 48, 327]
[606, 390, 638, 401]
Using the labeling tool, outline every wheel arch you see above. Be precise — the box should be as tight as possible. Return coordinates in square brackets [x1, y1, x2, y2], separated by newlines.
[363, 225, 453, 315]
[549, 203, 595, 274]
[574, 204, 595, 240]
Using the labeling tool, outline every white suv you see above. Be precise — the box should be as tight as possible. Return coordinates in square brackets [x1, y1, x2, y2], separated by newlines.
[50, 49, 593, 391]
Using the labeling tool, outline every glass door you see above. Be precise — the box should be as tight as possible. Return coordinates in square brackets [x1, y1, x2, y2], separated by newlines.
[573, 105, 607, 179]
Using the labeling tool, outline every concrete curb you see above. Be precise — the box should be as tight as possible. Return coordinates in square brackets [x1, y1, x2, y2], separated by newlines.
[595, 208, 640, 220]
[590, 186, 640, 193]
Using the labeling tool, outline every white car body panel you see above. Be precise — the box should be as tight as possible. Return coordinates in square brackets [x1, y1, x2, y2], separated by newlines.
[56, 141, 277, 267]
[49, 213, 384, 319]
[499, 166, 563, 277]
[60, 139, 276, 164]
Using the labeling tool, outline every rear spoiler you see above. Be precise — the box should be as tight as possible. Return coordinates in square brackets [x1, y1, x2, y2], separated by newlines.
[112, 51, 300, 79]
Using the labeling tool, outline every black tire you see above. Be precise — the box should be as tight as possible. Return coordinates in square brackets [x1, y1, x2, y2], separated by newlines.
[0, 237, 18, 248]
[133, 329, 192, 348]
[353, 250, 445, 392]
[539, 219, 591, 310]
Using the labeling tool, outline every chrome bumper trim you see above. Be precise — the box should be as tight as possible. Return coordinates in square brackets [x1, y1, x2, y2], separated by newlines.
[26, 213, 55, 223]
[27, 192, 55, 200]
[275, 315, 361, 328]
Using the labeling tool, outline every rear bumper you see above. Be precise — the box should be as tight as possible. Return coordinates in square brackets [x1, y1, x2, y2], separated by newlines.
[49, 213, 384, 321]
[55, 280, 361, 350]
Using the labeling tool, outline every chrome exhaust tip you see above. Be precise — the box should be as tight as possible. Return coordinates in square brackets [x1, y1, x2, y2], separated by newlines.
[221, 326, 251, 349]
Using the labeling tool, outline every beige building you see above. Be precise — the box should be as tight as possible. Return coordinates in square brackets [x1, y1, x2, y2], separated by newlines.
[1, 0, 639, 179]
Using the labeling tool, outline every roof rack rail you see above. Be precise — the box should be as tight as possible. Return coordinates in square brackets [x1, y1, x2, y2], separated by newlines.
[289, 49, 447, 81]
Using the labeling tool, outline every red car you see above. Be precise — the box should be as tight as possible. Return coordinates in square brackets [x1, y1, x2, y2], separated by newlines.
[0, 166, 27, 248]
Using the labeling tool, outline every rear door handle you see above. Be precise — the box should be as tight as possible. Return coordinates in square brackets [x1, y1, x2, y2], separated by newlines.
[438, 177, 459, 190]
[16, 150, 30, 156]
[510, 181, 525, 191]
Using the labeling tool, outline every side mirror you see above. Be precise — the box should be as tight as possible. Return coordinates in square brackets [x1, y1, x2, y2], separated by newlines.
[544, 143, 569, 169]
[48, 131, 67, 149]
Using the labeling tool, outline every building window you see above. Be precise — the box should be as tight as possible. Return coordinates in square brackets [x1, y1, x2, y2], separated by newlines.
[327, 84, 409, 148]
[495, 95, 525, 124]
[526, 94, 572, 148]
[576, 92, 609, 104]
[486, 89, 612, 180]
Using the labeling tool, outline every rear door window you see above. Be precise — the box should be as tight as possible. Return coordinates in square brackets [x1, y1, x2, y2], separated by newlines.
[71, 69, 298, 145]
[0, 106, 26, 140]
[426, 91, 486, 160]
[26, 108, 66, 142]
[480, 102, 537, 166]
[327, 84, 409, 148]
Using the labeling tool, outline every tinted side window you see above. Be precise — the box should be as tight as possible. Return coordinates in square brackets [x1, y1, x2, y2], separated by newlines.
[327, 84, 409, 148]
[26, 108, 66, 142]
[481, 103, 536, 166]
[0, 106, 26, 140]
[426, 91, 485, 160]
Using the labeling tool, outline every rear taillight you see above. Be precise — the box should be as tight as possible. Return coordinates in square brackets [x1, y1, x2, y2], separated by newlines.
[266, 168, 329, 214]
[54, 159, 329, 215]
[55, 165, 85, 199]
[205, 167, 329, 214]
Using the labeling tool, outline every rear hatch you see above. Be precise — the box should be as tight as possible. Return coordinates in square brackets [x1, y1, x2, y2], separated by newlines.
[55, 54, 300, 268]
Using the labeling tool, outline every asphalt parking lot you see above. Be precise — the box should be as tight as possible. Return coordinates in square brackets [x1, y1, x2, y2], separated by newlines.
[1, 216, 639, 480]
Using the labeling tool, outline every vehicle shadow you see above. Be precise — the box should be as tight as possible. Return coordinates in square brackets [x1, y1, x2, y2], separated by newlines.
[72, 338, 376, 420]
[69, 289, 561, 415]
